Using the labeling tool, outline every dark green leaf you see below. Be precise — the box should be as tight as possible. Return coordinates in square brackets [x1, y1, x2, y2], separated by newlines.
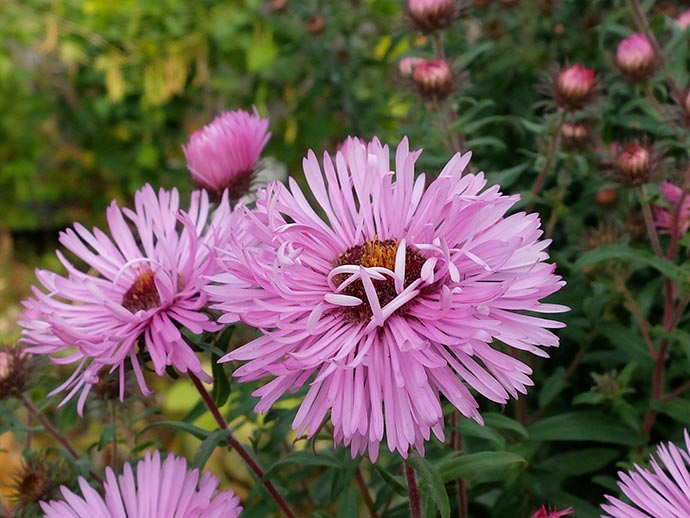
[407, 452, 450, 518]
[528, 411, 640, 445]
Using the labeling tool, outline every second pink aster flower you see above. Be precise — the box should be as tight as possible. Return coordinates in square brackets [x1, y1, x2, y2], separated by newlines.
[207, 137, 566, 461]
[20, 185, 229, 412]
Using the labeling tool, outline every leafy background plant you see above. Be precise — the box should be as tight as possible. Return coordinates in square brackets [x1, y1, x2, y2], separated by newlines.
[2, 0, 690, 516]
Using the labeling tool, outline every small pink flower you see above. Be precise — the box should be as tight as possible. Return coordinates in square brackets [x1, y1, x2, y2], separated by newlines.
[183, 108, 270, 200]
[412, 58, 454, 100]
[41, 451, 242, 518]
[20, 185, 230, 413]
[407, 0, 459, 33]
[675, 9, 690, 30]
[555, 64, 595, 109]
[654, 180, 690, 235]
[207, 137, 567, 461]
[530, 505, 574, 518]
[602, 430, 690, 517]
[616, 33, 656, 81]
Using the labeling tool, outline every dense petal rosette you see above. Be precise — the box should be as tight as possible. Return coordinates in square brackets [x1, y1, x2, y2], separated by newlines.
[207, 137, 566, 460]
[183, 108, 271, 200]
[40, 451, 242, 518]
[20, 185, 229, 412]
[602, 430, 690, 518]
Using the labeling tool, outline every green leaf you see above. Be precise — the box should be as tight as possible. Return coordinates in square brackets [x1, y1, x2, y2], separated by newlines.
[650, 399, 690, 426]
[538, 367, 568, 408]
[528, 411, 640, 445]
[539, 447, 620, 476]
[263, 450, 345, 479]
[482, 413, 528, 439]
[436, 451, 527, 484]
[192, 429, 229, 470]
[211, 360, 231, 407]
[575, 243, 690, 284]
[456, 419, 506, 449]
[407, 452, 450, 518]
[373, 462, 408, 497]
[337, 485, 358, 518]
[138, 420, 213, 441]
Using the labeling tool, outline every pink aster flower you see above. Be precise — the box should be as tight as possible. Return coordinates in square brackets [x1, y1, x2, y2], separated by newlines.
[602, 430, 690, 517]
[40, 450, 242, 518]
[20, 184, 229, 413]
[183, 108, 271, 200]
[653, 180, 690, 236]
[207, 137, 567, 461]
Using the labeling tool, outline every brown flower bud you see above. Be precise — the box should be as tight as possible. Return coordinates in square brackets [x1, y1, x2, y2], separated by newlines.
[412, 59, 454, 100]
[552, 64, 596, 110]
[406, 0, 460, 34]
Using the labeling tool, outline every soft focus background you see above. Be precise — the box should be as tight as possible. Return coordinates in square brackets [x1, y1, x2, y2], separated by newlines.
[4, 0, 690, 516]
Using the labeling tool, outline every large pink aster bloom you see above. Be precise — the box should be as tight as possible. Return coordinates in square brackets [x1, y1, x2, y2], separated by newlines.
[653, 180, 690, 236]
[20, 184, 228, 412]
[602, 430, 690, 517]
[207, 137, 566, 461]
[183, 108, 271, 200]
[40, 451, 242, 518]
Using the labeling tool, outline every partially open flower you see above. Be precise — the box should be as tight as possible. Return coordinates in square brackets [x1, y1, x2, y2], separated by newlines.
[412, 58, 454, 100]
[616, 33, 657, 82]
[553, 64, 596, 110]
[653, 180, 690, 235]
[406, 0, 462, 33]
[183, 108, 271, 201]
[530, 505, 574, 518]
[610, 139, 658, 186]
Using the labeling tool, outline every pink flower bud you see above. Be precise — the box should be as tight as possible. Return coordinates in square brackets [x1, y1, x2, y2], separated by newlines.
[407, 0, 459, 33]
[555, 64, 596, 109]
[560, 122, 590, 150]
[412, 58, 454, 100]
[616, 33, 656, 81]
[530, 505, 574, 518]
[616, 142, 652, 182]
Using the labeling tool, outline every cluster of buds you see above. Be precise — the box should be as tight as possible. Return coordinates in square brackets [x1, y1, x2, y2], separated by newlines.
[400, 57, 454, 101]
[615, 33, 657, 82]
[406, 0, 463, 34]
[547, 64, 596, 111]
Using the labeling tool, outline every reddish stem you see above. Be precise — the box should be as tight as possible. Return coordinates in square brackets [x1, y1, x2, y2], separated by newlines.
[19, 394, 103, 486]
[355, 466, 379, 518]
[189, 373, 296, 518]
[405, 462, 422, 518]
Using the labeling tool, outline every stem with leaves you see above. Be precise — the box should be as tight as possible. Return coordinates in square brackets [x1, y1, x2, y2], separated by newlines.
[19, 393, 104, 486]
[189, 373, 296, 518]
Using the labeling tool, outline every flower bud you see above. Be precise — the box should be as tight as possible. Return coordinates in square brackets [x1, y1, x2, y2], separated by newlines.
[307, 15, 325, 34]
[616, 33, 656, 81]
[0, 346, 33, 401]
[560, 122, 590, 150]
[555, 65, 595, 109]
[10, 456, 70, 517]
[406, 0, 459, 34]
[412, 59, 454, 100]
[399, 56, 425, 78]
[616, 142, 653, 184]
[530, 505, 574, 518]
[183, 108, 271, 201]
[595, 187, 618, 205]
